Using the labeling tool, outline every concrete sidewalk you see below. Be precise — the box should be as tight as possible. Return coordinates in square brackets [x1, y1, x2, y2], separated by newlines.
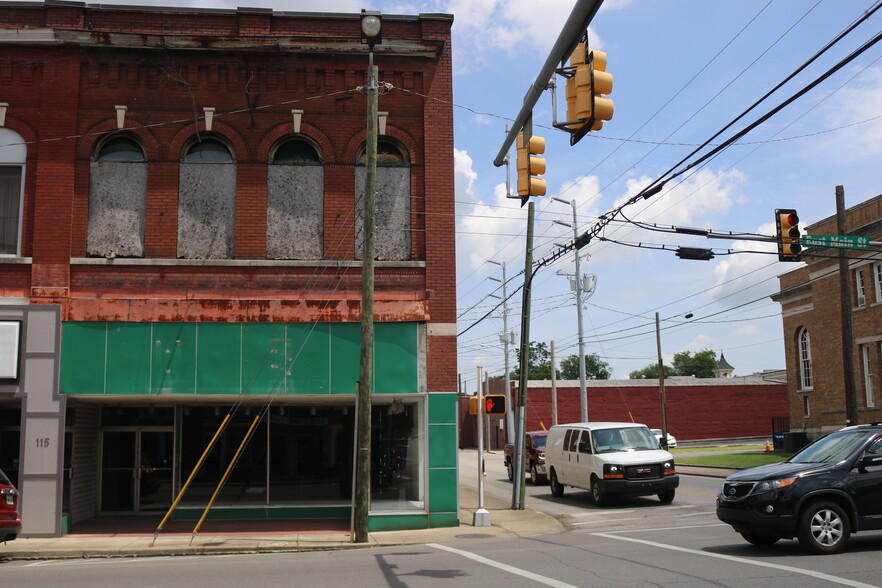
[0, 483, 565, 561]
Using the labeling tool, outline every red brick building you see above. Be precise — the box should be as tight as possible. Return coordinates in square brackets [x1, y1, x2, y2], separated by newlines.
[0, 2, 456, 537]
[773, 194, 882, 439]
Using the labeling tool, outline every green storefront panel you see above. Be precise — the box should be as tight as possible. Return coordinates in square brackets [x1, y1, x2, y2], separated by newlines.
[242, 323, 286, 395]
[105, 322, 152, 394]
[329, 323, 360, 395]
[286, 323, 330, 394]
[428, 393, 457, 424]
[61, 322, 419, 397]
[151, 323, 197, 394]
[428, 468, 458, 513]
[197, 323, 242, 395]
[374, 322, 418, 394]
[428, 424, 457, 468]
[59, 322, 106, 394]
[369, 514, 428, 532]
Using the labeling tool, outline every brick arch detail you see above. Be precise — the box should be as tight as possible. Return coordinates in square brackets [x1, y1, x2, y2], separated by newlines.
[76, 118, 160, 161]
[167, 120, 248, 162]
[0, 118, 38, 151]
[257, 121, 334, 163]
[342, 124, 421, 166]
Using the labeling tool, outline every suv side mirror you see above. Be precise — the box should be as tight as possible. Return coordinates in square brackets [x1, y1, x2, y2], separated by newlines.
[659, 437, 668, 449]
[860, 454, 882, 469]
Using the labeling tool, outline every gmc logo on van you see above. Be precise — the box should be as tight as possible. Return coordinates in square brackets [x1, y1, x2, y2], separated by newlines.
[636, 468, 651, 475]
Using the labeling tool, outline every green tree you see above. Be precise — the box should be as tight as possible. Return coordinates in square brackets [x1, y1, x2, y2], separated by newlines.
[509, 341, 555, 380]
[671, 349, 717, 378]
[559, 353, 612, 380]
[629, 363, 673, 379]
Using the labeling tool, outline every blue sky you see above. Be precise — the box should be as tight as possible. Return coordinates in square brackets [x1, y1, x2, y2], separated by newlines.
[47, 0, 882, 389]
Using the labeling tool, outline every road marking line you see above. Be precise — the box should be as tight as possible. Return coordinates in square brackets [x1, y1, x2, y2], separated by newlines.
[428, 543, 578, 588]
[567, 509, 636, 517]
[591, 532, 880, 588]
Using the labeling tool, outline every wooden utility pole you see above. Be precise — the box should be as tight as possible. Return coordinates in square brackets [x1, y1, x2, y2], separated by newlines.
[837, 186, 859, 426]
[550, 340, 558, 426]
[353, 61, 378, 544]
[656, 313, 668, 439]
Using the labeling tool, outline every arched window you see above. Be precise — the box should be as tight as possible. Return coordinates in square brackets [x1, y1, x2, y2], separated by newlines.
[178, 138, 235, 259]
[88, 135, 147, 257]
[355, 139, 410, 261]
[0, 128, 25, 256]
[798, 328, 813, 390]
[97, 137, 146, 162]
[267, 138, 323, 260]
[183, 139, 233, 163]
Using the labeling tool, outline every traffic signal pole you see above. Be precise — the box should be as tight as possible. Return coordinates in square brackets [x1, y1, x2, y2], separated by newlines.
[493, 0, 604, 167]
[512, 202, 535, 510]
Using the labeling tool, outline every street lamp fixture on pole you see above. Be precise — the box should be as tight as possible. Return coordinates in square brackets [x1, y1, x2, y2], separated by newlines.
[354, 9, 381, 545]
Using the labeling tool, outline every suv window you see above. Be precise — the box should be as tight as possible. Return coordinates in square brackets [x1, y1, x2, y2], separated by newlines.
[790, 430, 874, 464]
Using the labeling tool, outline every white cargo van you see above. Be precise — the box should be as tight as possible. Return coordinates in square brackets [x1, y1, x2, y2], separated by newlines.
[545, 422, 678, 505]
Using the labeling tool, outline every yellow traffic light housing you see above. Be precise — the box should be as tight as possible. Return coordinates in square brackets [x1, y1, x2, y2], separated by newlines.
[483, 394, 506, 415]
[562, 42, 613, 144]
[775, 209, 801, 261]
[516, 132, 546, 201]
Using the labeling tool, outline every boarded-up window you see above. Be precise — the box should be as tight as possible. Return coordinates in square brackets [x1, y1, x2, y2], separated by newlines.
[88, 137, 146, 258]
[355, 140, 410, 261]
[178, 139, 235, 259]
[267, 139, 323, 259]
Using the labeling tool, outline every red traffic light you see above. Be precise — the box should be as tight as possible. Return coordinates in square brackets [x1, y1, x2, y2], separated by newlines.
[483, 394, 506, 414]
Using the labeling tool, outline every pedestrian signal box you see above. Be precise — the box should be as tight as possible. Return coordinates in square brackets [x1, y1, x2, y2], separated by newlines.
[484, 395, 506, 414]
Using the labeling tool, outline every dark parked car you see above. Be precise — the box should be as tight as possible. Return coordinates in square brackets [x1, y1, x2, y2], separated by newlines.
[0, 467, 21, 543]
[716, 422, 882, 554]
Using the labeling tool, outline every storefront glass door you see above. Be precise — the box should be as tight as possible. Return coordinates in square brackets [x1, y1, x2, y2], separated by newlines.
[101, 430, 173, 513]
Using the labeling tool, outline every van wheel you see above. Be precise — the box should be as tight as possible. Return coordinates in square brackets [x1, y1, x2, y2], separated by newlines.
[590, 476, 606, 506]
[658, 489, 675, 504]
[506, 460, 513, 482]
[797, 501, 850, 554]
[550, 470, 564, 497]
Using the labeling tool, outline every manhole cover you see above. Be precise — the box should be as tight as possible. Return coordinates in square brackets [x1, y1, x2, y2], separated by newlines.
[455, 533, 494, 539]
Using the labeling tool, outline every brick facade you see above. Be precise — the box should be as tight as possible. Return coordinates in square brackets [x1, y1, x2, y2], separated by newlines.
[0, 3, 457, 533]
[773, 194, 882, 438]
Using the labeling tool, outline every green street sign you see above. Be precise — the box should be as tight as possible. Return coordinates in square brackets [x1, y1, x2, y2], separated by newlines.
[802, 234, 869, 249]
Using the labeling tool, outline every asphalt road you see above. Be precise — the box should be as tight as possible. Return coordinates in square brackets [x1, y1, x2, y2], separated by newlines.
[4, 449, 881, 587]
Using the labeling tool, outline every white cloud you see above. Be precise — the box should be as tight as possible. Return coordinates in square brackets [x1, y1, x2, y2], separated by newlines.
[732, 324, 761, 337]
[820, 65, 882, 159]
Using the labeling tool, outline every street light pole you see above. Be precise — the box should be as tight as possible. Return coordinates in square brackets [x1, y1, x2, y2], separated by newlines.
[553, 197, 588, 421]
[354, 10, 381, 545]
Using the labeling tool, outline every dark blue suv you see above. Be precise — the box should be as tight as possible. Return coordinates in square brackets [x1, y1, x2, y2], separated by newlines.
[716, 423, 882, 554]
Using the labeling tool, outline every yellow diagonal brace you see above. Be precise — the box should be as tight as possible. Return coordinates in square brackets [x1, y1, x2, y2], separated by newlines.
[150, 413, 231, 547]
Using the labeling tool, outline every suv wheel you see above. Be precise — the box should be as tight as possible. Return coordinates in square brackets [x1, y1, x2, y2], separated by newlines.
[506, 460, 514, 482]
[797, 501, 851, 554]
[740, 532, 780, 546]
[591, 476, 606, 506]
[550, 469, 564, 497]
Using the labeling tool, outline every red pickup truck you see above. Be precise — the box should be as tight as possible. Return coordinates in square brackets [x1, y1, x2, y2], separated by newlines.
[503, 431, 548, 485]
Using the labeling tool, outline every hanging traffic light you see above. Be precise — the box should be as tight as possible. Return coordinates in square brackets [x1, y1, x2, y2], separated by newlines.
[564, 43, 613, 144]
[775, 209, 801, 262]
[516, 131, 546, 203]
[483, 394, 506, 415]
